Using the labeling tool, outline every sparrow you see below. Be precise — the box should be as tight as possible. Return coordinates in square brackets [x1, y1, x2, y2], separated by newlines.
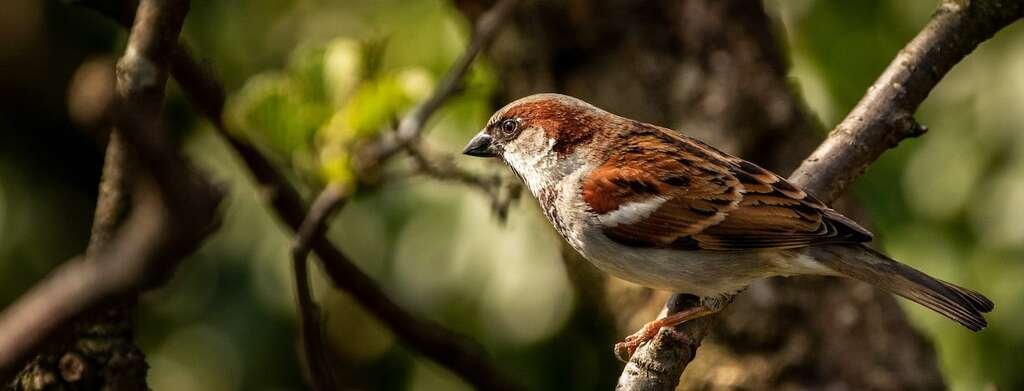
[462, 93, 994, 359]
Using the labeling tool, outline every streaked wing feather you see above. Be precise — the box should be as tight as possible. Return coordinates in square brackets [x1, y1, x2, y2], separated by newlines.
[583, 123, 872, 251]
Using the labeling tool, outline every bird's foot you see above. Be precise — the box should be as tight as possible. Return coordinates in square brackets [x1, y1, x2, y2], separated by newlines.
[614, 321, 668, 362]
[613, 303, 717, 362]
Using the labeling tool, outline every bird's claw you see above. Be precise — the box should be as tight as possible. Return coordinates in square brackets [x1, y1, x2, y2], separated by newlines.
[613, 339, 641, 362]
[614, 323, 661, 362]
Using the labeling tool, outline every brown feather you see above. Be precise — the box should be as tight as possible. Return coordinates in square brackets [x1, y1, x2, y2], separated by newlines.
[582, 121, 873, 251]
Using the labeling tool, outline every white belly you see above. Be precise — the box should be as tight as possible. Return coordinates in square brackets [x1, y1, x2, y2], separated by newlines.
[575, 226, 782, 296]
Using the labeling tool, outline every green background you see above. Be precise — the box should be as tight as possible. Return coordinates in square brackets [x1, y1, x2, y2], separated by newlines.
[0, 0, 1021, 389]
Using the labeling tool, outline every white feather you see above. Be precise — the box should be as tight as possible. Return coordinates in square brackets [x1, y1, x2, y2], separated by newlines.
[597, 197, 669, 227]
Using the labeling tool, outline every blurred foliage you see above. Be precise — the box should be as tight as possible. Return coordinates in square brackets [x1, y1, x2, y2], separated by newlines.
[0, 0, 1022, 390]
[225, 37, 440, 186]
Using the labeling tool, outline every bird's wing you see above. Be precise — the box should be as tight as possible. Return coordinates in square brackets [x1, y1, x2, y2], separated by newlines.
[581, 123, 872, 251]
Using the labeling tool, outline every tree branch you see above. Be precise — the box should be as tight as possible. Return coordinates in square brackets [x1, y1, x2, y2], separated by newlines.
[86, 132, 133, 258]
[357, 0, 524, 219]
[358, 0, 520, 166]
[0, 0, 223, 381]
[790, 0, 1023, 199]
[179, 55, 526, 390]
[407, 142, 523, 220]
[75, 1, 525, 389]
[617, 1, 1023, 389]
[292, 185, 349, 391]
[8, 133, 149, 390]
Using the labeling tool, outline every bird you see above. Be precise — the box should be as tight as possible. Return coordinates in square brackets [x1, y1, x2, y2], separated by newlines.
[462, 93, 994, 360]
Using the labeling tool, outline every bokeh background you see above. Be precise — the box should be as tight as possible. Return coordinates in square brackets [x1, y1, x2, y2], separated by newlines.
[1, 0, 1022, 390]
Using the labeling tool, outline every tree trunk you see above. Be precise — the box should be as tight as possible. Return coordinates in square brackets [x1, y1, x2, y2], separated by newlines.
[457, 0, 946, 389]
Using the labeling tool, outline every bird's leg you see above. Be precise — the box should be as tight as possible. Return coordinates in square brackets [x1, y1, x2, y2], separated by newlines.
[614, 295, 730, 362]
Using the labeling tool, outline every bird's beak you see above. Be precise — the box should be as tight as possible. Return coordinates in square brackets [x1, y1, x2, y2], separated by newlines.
[462, 131, 498, 157]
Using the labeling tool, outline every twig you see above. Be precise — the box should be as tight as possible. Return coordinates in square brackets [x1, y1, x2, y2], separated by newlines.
[617, 1, 1024, 389]
[407, 142, 523, 220]
[292, 185, 349, 391]
[364, 0, 529, 220]
[357, 0, 520, 166]
[76, 1, 524, 389]
[0, 0, 223, 381]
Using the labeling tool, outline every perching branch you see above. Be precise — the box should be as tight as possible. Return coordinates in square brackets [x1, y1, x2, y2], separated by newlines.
[0, 0, 223, 382]
[75, 0, 525, 389]
[617, 1, 1024, 389]
[789, 0, 1023, 199]
[292, 185, 350, 391]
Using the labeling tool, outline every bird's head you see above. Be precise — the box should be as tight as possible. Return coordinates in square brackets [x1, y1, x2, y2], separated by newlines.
[463, 93, 623, 192]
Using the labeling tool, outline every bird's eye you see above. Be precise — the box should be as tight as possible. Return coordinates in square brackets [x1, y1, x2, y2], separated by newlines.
[499, 119, 519, 136]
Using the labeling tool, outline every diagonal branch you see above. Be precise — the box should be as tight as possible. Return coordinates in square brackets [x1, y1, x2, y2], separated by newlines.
[617, 0, 1024, 389]
[77, 1, 524, 389]
[9, 132, 148, 390]
[789, 0, 1023, 199]
[358, 0, 521, 166]
[178, 54, 526, 391]
[0, 0, 223, 382]
[358, 0, 524, 218]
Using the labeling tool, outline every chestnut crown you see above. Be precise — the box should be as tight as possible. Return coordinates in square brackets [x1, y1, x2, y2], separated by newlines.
[462, 93, 620, 159]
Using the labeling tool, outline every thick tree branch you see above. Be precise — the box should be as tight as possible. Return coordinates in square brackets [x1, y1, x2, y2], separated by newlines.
[8, 133, 149, 390]
[0, 0, 223, 382]
[791, 0, 1023, 199]
[618, 1, 1023, 389]
[75, 1, 524, 389]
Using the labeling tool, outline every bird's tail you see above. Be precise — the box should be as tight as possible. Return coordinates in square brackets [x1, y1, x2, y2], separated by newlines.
[810, 244, 994, 331]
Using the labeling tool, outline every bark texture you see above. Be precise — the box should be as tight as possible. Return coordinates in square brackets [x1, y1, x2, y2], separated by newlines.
[458, 0, 948, 389]
[0, 0, 223, 385]
[6, 136, 149, 391]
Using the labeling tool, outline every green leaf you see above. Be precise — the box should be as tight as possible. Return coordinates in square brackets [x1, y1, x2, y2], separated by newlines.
[319, 69, 434, 146]
[225, 72, 329, 159]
